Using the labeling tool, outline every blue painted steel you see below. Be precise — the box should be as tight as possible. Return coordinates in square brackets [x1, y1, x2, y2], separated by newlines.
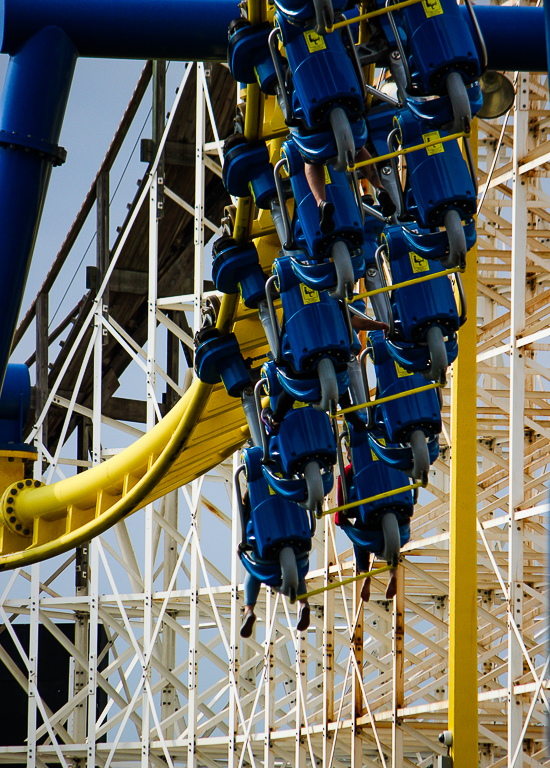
[383, 224, 461, 348]
[282, 139, 364, 258]
[194, 331, 250, 397]
[401, 0, 481, 95]
[274, 255, 352, 372]
[212, 237, 266, 308]
[0, 0, 238, 60]
[0, 3, 545, 69]
[276, 11, 363, 126]
[0, 26, 76, 393]
[396, 110, 475, 228]
[228, 20, 277, 94]
[244, 446, 312, 560]
[367, 330, 441, 445]
[0, 364, 34, 451]
[222, 138, 276, 209]
[459, 6, 546, 74]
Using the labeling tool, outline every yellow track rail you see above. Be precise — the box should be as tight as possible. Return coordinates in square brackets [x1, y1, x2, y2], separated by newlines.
[0, 4, 278, 569]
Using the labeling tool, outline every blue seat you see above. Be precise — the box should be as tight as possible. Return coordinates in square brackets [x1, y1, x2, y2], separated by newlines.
[276, 12, 364, 128]
[274, 254, 352, 373]
[212, 236, 266, 309]
[194, 329, 250, 398]
[400, 0, 482, 97]
[282, 138, 365, 259]
[260, 362, 336, 504]
[395, 109, 476, 229]
[222, 135, 277, 209]
[228, 19, 278, 95]
[365, 331, 441, 481]
[239, 446, 311, 591]
[381, 224, 463, 376]
[273, 0, 351, 25]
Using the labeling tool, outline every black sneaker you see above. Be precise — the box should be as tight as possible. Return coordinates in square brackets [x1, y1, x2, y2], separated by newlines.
[297, 602, 310, 632]
[377, 189, 396, 218]
[319, 200, 335, 234]
[240, 609, 256, 638]
[261, 407, 280, 436]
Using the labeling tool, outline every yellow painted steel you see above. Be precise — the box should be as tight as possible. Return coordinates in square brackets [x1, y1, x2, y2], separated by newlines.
[352, 265, 464, 301]
[448, 122, 478, 765]
[291, 563, 393, 604]
[348, 130, 470, 172]
[317, 481, 423, 519]
[332, 0, 425, 30]
[335, 381, 443, 417]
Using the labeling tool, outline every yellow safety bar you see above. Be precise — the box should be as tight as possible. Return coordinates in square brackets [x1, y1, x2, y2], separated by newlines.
[348, 130, 470, 172]
[352, 264, 464, 301]
[332, 0, 425, 30]
[291, 562, 394, 604]
[316, 480, 424, 519]
[335, 380, 443, 417]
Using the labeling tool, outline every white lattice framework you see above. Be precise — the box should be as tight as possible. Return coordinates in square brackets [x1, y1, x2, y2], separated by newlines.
[0, 56, 548, 768]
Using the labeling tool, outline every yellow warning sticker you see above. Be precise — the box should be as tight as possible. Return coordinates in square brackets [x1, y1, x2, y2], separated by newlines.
[422, 130, 444, 155]
[395, 361, 413, 378]
[422, 0, 443, 17]
[371, 448, 379, 462]
[300, 283, 320, 304]
[324, 166, 332, 185]
[292, 400, 308, 410]
[409, 251, 430, 273]
[304, 29, 327, 53]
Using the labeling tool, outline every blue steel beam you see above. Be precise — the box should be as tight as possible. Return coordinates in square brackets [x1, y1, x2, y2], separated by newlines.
[460, 6, 546, 73]
[0, 26, 77, 392]
[1, 0, 240, 61]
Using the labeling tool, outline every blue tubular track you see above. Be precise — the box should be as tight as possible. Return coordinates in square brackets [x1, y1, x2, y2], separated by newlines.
[0, 0, 546, 400]
[0, 26, 77, 392]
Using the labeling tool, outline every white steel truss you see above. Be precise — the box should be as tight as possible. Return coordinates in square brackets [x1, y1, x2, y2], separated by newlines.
[0, 59, 548, 768]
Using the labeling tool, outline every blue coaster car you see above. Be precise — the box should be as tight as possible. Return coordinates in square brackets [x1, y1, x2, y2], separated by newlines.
[395, 109, 476, 268]
[340, 425, 414, 565]
[281, 138, 365, 299]
[273, 0, 351, 28]
[222, 134, 277, 209]
[366, 330, 441, 483]
[268, 257, 351, 410]
[371, 0, 483, 130]
[212, 236, 266, 308]
[237, 446, 313, 600]
[228, 19, 278, 94]
[381, 224, 466, 382]
[194, 328, 250, 397]
[259, 362, 336, 512]
[400, 0, 482, 96]
[275, 11, 363, 127]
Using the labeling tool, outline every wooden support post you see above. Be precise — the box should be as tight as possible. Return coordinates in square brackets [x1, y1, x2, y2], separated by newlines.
[392, 564, 405, 768]
[351, 575, 364, 767]
[153, 60, 166, 219]
[35, 291, 49, 450]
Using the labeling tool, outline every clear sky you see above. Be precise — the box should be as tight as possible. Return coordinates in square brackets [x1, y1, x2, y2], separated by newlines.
[0, 54, 152, 364]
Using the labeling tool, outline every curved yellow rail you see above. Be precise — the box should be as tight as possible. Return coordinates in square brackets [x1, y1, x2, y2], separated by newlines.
[0, 0, 281, 570]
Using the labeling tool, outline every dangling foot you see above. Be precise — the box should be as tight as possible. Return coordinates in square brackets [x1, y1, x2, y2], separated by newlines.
[319, 200, 335, 234]
[297, 601, 310, 632]
[361, 576, 371, 603]
[261, 407, 280, 436]
[240, 606, 256, 638]
[385, 569, 398, 600]
[376, 189, 396, 218]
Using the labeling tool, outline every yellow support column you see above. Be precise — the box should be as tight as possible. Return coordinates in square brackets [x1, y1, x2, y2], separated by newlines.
[448, 124, 478, 765]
